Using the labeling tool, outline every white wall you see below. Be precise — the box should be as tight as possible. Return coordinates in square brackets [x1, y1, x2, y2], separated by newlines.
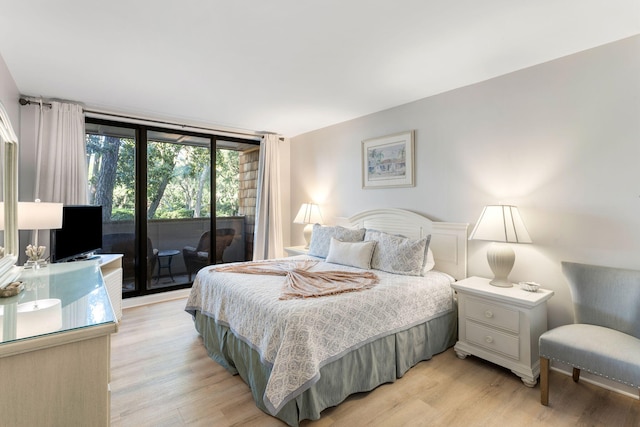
[290, 35, 640, 330]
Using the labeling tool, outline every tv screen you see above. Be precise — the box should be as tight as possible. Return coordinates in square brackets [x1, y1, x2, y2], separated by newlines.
[50, 205, 103, 262]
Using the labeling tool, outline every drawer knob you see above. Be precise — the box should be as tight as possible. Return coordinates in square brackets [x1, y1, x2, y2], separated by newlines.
[485, 336, 494, 344]
[484, 310, 494, 318]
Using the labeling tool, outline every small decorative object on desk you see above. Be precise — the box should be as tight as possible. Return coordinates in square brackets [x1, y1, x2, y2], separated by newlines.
[26, 244, 45, 261]
[0, 281, 24, 297]
[25, 244, 47, 268]
[519, 281, 540, 292]
[0, 256, 21, 295]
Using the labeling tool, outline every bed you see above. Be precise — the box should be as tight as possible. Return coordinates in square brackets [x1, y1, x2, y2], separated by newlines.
[185, 208, 468, 426]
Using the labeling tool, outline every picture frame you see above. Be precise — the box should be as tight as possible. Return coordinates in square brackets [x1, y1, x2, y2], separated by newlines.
[362, 130, 414, 189]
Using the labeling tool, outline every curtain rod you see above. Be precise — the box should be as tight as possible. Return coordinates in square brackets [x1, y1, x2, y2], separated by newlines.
[85, 109, 264, 140]
[18, 96, 278, 141]
[19, 97, 51, 107]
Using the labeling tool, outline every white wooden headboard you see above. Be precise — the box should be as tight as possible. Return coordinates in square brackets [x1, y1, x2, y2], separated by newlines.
[343, 208, 469, 280]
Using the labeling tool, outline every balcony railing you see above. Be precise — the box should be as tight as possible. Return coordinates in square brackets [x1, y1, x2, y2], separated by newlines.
[101, 216, 248, 291]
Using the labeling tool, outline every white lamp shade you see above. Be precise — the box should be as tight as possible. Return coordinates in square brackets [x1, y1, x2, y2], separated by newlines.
[17, 201, 64, 230]
[293, 203, 323, 225]
[468, 205, 532, 243]
[469, 205, 532, 287]
[0, 201, 4, 230]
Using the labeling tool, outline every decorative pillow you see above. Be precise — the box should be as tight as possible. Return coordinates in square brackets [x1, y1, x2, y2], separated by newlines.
[365, 229, 431, 276]
[308, 224, 366, 258]
[326, 238, 377, 269]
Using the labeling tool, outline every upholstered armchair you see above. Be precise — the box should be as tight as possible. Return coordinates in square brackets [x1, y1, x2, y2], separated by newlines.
[183, 228, 235, 281]
[539, 261, 640, 405]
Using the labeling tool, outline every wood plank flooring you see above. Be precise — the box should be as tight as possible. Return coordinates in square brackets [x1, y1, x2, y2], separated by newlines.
[110, 297, 639, 427]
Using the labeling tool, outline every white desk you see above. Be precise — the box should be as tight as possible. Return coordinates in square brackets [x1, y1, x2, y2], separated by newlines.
[0, 261, 118, 426]
[98, 254, 124, 321]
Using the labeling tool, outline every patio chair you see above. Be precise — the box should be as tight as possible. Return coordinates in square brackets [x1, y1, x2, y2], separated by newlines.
[183, 228, 235, 281]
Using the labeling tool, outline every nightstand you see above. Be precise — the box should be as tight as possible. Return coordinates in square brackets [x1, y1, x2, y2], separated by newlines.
[451, 276, 554, 387]
[284, 246, 309, 256]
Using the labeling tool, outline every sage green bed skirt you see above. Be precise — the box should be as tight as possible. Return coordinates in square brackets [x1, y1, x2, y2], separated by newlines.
[193, 308, 457, 426]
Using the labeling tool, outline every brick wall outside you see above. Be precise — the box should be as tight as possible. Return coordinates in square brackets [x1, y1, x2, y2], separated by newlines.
[238, 149, 259, 261]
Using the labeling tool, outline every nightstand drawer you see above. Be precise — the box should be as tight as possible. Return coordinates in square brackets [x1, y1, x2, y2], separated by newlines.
[466, 320, 520, 359]
[466, 297, 519, 333]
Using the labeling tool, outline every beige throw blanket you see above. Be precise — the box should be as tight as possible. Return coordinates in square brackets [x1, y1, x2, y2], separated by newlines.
[212, 260, 378, 299]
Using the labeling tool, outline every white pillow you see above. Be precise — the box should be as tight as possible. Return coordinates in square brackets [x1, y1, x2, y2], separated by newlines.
[365, 229, 431, 276]
[308, 224, 366, 258]
[422, 248, 436, 275]
[326, 237, 377, 270]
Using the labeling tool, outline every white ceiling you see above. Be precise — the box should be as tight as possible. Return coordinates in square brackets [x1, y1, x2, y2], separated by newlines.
[0, 1, 638, 137]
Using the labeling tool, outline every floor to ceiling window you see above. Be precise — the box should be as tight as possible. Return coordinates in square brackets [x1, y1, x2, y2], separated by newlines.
[85, 118, 259, 298]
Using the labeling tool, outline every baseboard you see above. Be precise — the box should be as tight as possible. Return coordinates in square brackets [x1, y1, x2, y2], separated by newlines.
[122, 288, 191, 309]
[550, 363, 639, 400]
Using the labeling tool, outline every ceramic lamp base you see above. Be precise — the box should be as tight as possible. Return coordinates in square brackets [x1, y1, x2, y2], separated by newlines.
[303, 224, 314, 249]
[487, 242, 515, 287]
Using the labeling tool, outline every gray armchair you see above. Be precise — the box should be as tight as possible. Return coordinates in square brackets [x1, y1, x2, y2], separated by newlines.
[539, 261, 640, 405]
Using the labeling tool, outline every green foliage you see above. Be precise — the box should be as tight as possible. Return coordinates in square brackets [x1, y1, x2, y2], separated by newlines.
[116, 139, 136, 210]
[111, 208, 134, 221]
[216, 149, 239, 217]
[154, 208, 194, 219]
[86, 134, 102, 193]
[87, 132, 242, 221]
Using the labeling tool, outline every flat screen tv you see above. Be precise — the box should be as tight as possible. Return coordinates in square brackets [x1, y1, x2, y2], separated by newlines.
[50, 205, 103, 262]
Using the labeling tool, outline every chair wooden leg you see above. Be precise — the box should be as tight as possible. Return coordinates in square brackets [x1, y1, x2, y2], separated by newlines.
[572, 367, 581, 382]
[540, 357, 550, 406]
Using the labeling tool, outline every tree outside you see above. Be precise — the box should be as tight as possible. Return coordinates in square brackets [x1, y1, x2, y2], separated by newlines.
[87, 135, 240, 221]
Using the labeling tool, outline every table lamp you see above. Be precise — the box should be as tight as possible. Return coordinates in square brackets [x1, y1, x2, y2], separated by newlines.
[18, 199, 63, 265]
[293, 203, 323, 248]
[469, 205, 532, 287]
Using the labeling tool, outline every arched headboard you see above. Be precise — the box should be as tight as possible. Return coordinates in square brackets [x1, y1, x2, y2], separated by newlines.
[344, 208, 468, 280]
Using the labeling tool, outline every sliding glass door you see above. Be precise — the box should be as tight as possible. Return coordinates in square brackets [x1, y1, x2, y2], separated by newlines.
[146, 130, 211, 289]
[86, 118, 259, 298]
[86, 123, 138, 291]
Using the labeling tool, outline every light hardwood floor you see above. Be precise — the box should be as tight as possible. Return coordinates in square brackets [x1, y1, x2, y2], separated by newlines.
[110, 297, 639, 427]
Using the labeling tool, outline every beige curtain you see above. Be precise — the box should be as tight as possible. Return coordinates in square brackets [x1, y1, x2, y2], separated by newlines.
[253, 134, 283, 260]
[35, 101, 88, 204]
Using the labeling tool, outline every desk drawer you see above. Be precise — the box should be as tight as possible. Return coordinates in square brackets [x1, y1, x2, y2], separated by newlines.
[466, 320, 520, 359]
[466, 297, 519, 332]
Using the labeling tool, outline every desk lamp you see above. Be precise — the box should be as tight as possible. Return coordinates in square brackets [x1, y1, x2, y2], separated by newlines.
[469, 205, 532, 287]
[18, 199, 63, 265]
[293, 203, 323, 249]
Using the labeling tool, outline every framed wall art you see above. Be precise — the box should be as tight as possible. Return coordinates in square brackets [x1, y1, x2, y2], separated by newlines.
[362, 130, 414, 189]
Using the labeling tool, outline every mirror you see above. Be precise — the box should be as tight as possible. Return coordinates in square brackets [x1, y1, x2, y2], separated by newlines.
[0, 100, 18, 258]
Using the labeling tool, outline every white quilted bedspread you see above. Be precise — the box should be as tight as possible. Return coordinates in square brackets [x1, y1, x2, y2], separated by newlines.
[185, 258, 454, 414]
